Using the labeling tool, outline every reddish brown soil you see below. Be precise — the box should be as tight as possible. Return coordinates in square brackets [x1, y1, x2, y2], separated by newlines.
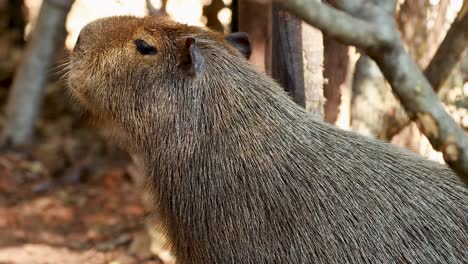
[0, 149, 165, 264]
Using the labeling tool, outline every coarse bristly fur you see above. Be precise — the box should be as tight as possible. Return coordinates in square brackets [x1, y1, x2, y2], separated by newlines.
[67, 15, 467, 264]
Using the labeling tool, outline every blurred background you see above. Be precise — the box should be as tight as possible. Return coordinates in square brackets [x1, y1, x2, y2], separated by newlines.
[0, 0, 466, 263]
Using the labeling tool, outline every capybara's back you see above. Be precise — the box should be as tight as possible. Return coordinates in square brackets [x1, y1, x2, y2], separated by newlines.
[67, 15, 468, 263]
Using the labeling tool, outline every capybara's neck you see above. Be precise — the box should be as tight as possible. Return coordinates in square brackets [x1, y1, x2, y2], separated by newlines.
[136, 58, 336, 259]
[137, 54, 315, 174]
[137, 58, 318, 245]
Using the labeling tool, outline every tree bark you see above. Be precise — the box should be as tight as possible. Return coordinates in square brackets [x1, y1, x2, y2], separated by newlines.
[350, 55, 408, 138]
[379, 1, 450, 154]
[2, 0, 74, 148]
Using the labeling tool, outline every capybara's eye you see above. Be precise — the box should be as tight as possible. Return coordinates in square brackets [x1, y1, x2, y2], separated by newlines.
[134, 39, 158, 55]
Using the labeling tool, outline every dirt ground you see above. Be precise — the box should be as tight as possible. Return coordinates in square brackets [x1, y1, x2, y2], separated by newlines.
[0, 84, 167, 264]
[0, 152, 167, 264]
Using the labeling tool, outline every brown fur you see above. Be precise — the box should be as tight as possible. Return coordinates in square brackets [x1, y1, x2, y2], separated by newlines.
[68, 15, 467, 264]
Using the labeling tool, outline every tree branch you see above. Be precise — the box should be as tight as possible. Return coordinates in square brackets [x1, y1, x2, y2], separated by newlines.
[375, 1, 468, 139]
[424, 1, 468, 92]
[251, 0, 468, 183]
[257, 0, 394, 50]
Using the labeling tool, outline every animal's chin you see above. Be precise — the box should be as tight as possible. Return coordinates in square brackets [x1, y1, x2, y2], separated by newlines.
[67, 86, 94, 111]
[67, 71, 93, 109]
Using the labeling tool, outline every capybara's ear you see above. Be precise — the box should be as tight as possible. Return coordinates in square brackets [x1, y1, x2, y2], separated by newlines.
[225, 32, 251, 59]
[178, 37, 205, 76]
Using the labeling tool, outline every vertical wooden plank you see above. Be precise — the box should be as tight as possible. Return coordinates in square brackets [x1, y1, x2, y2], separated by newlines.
[323, 37, 349, 123]
[238, 0, 268, 71]
[269, 4, 306, 107]
[268, 3, 324, 115]
[302, 22, 324, 115]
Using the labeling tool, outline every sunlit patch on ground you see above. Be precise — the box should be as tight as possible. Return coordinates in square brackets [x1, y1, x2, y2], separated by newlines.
[0, 244, 141, 264]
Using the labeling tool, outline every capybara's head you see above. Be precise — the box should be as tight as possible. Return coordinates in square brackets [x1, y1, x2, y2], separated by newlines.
[68, 15, 251, 147]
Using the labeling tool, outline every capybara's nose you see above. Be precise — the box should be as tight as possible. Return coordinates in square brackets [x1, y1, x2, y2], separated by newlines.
[72, 21, 97, 53]
[73, 34, 82, 53]
[73, 25, 91, 53]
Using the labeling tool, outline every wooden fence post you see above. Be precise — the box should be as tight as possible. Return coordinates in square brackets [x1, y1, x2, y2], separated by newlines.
[267, 2, 324, 115]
